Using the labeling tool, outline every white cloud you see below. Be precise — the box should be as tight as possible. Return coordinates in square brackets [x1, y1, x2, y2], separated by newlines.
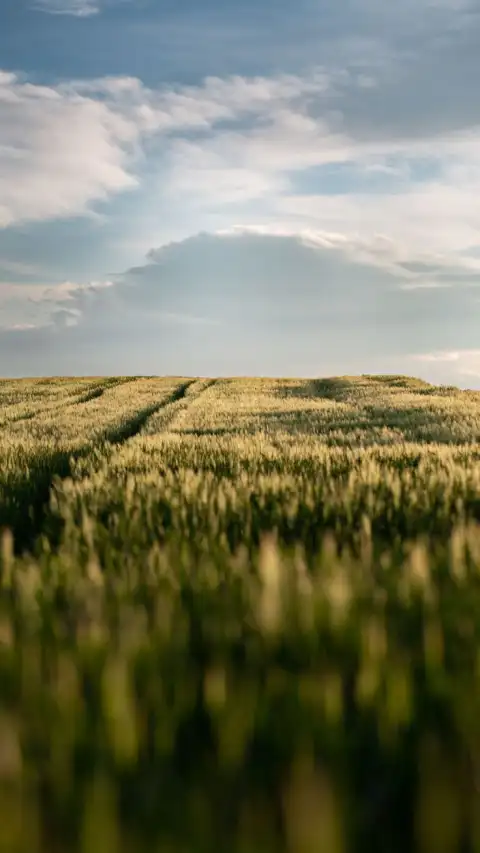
[0, 75, 140, 227]
[0, 69, 332, 229]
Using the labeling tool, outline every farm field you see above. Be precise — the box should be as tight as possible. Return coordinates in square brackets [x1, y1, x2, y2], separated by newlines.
[1, 374, 480, 853]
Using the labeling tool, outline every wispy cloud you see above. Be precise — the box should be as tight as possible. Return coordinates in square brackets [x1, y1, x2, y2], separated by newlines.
[27, 279, 116, 303]
[411, 350, 480, 365]
[4, 323, 40, 332]
[30, 0, 100, 16]
[409, 350, 480, 383]
[0, 258, 45, 280]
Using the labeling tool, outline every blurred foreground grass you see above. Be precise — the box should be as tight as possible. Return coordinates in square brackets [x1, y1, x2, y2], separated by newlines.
[0, 375, 480, 853]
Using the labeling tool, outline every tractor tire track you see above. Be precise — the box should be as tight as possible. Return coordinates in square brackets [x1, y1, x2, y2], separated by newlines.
[103, 379, 196, 444]
[140, 378, 217, 436]
[0, 377, 137, 429]
[0, 378, 194, 555]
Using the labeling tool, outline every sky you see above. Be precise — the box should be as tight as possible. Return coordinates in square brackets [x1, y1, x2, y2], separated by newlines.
[0, 0, 479, 384]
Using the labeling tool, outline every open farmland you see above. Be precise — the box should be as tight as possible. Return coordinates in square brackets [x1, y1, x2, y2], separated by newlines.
[1, 374, 480, 853]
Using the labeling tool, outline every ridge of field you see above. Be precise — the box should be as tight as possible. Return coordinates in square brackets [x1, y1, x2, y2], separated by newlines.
[1, 374, 480, 853]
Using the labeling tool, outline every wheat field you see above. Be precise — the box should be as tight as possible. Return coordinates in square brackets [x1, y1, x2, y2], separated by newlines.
[1, 374, 480, 853]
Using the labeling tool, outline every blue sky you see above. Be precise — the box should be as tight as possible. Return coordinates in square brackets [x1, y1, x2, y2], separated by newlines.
[0, 0, 479, 384]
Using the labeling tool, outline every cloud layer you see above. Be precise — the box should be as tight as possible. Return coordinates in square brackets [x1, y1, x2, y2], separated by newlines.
[1, 232, 478, 386]
[1, 0, 480, 382]
[2, 61, 480, 267]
